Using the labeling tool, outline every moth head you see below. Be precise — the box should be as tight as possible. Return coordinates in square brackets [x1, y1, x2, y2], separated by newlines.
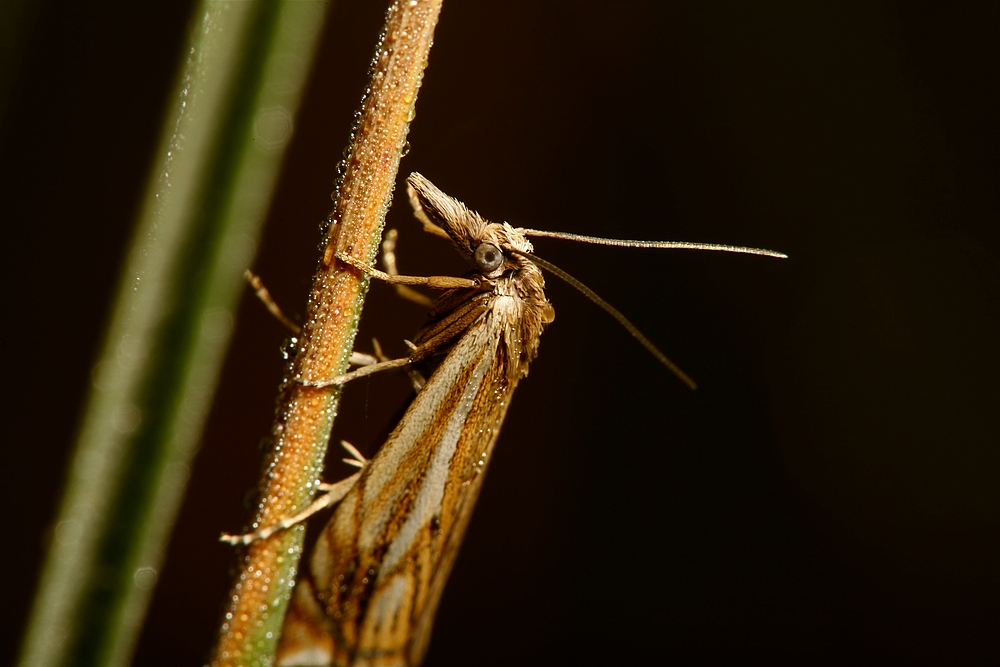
[406, 172, 534, 280]
[406, 174, 786, 391]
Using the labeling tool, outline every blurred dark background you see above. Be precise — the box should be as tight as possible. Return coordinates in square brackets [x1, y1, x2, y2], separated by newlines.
[4, 0, 997, 664]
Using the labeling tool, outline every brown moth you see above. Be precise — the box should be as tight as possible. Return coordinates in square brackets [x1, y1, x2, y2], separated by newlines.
[276, 173, 553, 666]
[231, 173, 784, 666]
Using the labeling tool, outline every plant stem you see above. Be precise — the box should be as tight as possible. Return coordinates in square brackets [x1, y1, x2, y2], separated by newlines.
[210, 2, 445, 665]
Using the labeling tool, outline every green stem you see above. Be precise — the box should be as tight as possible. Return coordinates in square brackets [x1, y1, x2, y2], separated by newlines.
[18, 3, 330, 666]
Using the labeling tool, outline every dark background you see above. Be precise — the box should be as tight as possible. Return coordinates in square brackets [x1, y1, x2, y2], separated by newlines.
[4, 0, 997, 664]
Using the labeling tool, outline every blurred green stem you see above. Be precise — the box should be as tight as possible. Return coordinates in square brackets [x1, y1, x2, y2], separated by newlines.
[18, 2, 331, 666]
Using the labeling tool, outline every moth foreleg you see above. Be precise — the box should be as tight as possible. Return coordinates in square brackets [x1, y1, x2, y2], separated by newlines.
[381, 229, 434, 309]
[336, 252, 478, 290]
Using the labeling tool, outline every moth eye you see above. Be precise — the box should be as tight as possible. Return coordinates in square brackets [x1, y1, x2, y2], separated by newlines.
[474, 243, 504, 272]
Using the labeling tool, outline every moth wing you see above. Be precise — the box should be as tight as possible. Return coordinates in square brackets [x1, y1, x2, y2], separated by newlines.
[276, 578, 336, 666]
[406, 360, 516, 665]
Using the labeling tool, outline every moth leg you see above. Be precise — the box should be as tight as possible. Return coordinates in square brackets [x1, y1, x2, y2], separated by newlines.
[247, 271, 381, 368]
[299, 296, 487, 388]
[336, 252, 478, 291]
[400, 340, 426, 391]
[220, 443, 367, 546]
[335, 439, 368, 470]
[372, 337, 426, 393]
[298, 355, 413, 388]
[219, 472, 359, 545]
[246, 270, 300, 334]
[347, 351, 379, 367]
[247, 270, 377, 367]
[382, 229, 435, 309]
[298, 339, 436, 389]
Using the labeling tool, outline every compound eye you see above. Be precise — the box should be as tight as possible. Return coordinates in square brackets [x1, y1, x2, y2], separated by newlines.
[474, 243, 504, 272]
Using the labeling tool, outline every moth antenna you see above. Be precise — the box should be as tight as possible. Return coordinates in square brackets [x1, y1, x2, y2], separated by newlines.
[518, 228, 787, 259]
[512, 250, 697, 390]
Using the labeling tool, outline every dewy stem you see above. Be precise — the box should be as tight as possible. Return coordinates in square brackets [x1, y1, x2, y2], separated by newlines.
[210, 2, 445, 665]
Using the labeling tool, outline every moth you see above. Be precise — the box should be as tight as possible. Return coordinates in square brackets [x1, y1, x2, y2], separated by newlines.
[229, 173, 784, 666]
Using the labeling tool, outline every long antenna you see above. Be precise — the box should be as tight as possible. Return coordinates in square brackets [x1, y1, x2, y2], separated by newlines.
[519, 228, 788, 259]
[511, 249, 697, 390]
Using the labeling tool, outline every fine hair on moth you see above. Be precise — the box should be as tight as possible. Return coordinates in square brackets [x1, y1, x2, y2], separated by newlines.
[223, 172, 786, 667]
